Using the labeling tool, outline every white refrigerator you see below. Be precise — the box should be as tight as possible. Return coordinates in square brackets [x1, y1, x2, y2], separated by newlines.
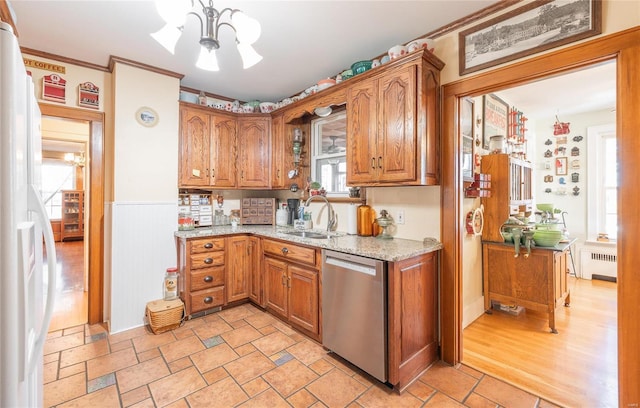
[0, 21, 57, 407]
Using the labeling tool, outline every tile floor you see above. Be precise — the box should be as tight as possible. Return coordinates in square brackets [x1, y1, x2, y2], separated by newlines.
[44, 303, 559, 407]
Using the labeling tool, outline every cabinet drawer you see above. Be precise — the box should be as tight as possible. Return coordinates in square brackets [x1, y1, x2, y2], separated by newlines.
[191, 266, 225, 291]
[190, 238, 225, 254]
[190, 287, 224, 313]
[190, 251, 225, 269]
[263, 239, 316, 266]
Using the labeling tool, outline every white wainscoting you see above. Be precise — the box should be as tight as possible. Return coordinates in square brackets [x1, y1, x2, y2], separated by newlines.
[108, 202, 177, 333]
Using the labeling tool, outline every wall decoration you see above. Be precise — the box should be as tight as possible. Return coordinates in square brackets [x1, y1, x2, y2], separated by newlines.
[572, 135, 584, 142]
[558, 177, 566, 185]
[24, 58, 66, 74]
[553, 117, 571, 135]
[571, 159, 581, 169]
[571, 172, 579, 182]
[571, 146, 580, 156]
[458, 0, 601, 75]
[544, 139, 552, 145]
[42, 73, 66, 103]
[556, 135, 567, 144]
[78, 81, 99, 109]
[135, 107, 159, 127]
[482, 93, 508, 150]
[573, 186, 580, 196]
[555, 146, 566, 156]
[544, 149, 553, 158]
[556, 157, 568, 175]
[461, 97, 474, 182]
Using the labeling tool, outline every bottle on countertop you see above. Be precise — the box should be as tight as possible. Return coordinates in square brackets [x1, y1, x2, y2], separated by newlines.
[357, 204, 373, 236]
[164, 267, 179, 301]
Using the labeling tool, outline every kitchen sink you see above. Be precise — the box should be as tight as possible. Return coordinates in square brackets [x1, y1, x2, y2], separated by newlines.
[283, 231, 329, 239]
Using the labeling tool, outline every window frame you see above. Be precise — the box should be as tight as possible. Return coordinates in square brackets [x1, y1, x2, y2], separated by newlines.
[310, 111, 348, 197]
[586, 123, 617, 240]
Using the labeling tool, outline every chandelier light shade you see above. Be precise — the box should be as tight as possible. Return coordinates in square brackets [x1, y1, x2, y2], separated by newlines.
[151, 0, 262, 71]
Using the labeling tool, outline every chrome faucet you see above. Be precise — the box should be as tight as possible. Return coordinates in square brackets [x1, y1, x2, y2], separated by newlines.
[305, 195, 336, 233]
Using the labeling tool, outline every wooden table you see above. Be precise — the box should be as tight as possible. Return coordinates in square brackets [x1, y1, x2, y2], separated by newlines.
[482, 239, 575, 333]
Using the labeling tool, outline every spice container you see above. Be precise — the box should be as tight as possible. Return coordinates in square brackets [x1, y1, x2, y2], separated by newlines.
[357, 204, 373, 236]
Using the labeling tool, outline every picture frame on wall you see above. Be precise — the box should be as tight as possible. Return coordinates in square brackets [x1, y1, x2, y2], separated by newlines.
[461, 97, 474, 182]
[458, 0, 602, 75]
[556, 157, 568, 175]
[482, 93, 509, 151]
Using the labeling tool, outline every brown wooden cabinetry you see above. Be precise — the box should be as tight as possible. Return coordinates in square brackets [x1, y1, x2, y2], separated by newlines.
[481, 153, 533, 242]
[263, 238, 320, 340]
[211, 114, 237, 188]
[179, 107, 211, 187]
[482, 241, 570, 333]
[346, 51, 443, 186]
[226, 235, 261, 304]
[387, 250, 439, 391]
[177, 237, 226, 316]
[237, 117, 271, 188]
[60, 190, 84, 241]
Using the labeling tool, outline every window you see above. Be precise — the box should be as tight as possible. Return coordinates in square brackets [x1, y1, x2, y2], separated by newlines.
[587, 124, 617, 240]
[311, 111, 348, 196]
[41, 159, 75, 219]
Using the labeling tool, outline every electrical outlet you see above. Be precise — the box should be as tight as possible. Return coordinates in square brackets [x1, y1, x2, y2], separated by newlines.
[397, 210, 405, 224]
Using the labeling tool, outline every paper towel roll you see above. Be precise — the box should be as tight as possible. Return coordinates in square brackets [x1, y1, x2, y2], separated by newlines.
[347, 203, 358, 235]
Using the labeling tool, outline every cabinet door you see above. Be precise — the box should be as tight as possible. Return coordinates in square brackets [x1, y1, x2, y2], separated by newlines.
[377, 65, 417, 183]
[226, 236, 250, 303]
[264, 257, 288, 319]
[248, 237, 262, 305]
[270, 114, 286, 189]
[211, 113, 237, 188]
[238, 117, 271, 188]
[288, 265, 319, 335]
[347, 78, 378, 184]
[179, 107, 211, 187]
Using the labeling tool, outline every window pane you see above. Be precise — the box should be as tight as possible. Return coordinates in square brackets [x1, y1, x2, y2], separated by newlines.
[603, 137, 617, 186]
[41, 160, 75, 219]
[317, 157, 347, 193]
[311, 111, 348, 195]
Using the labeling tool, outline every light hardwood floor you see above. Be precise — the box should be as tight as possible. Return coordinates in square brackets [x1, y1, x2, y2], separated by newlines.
[46, 240, 88, 332]
[463, 276, 617, 407]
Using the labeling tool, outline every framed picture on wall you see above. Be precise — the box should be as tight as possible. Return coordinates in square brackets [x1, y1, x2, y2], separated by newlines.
[482, 93, 509, 151]
[461, 97, 474, 182]
[556, 157, 568, 175]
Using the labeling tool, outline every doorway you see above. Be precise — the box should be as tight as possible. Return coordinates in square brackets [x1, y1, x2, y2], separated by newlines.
[440, 28, 640, 406]
[39, 104, 105, 328]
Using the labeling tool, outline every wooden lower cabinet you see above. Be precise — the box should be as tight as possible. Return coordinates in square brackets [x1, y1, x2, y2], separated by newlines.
[263, 239, 320, 341]
[482, 241, 571, 333]
[387, 251, 439, 391]
[226, 235, 260, 304]
[177, 237, 226, 316]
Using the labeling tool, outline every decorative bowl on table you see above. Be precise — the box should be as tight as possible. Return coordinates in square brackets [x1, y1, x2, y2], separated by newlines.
[533, 229, 563, 247]
[351, 60, 373, 75]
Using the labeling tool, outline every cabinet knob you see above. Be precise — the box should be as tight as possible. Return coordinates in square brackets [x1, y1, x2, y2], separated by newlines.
[281, 247, 289, 255]
[204, 257, 213, 264]
[203, 296, 213, 304]
[204, 242, 213, 249]
[204, 275, 213, 283]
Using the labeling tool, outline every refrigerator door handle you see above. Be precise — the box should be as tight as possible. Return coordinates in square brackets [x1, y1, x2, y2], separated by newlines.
[26, 184, 57, 374]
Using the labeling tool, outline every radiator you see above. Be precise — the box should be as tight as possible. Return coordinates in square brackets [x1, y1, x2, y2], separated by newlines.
[580, 241, 617, 281]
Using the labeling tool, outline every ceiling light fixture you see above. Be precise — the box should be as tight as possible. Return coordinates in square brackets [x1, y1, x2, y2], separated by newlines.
[151, 0, 262, 71]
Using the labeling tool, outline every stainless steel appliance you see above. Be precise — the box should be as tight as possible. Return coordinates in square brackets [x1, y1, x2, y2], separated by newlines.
[322, 250, 387, 382]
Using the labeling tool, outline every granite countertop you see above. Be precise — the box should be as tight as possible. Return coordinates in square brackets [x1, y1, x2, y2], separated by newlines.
[175, 225, 442, 262]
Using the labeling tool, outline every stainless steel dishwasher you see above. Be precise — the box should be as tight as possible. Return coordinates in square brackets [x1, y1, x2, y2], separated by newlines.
[322, 249, 387, 382]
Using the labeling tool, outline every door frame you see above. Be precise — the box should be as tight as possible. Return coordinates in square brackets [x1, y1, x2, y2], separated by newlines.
[39, 104, 104, 325]
[441, 27, 640, 405]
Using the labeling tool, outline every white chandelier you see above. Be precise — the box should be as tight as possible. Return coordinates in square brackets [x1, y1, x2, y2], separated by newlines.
[151, 0, 262, 71]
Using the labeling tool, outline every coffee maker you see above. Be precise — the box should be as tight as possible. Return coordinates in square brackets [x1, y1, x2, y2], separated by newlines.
[287, 198, 300, 225]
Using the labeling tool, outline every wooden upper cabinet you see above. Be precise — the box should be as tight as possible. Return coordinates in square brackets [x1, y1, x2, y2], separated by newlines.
[211, 114, 237, 188]
[238, 117, 271, 188]
[179, 107, 211, 187]
[346, 51, 442, 186]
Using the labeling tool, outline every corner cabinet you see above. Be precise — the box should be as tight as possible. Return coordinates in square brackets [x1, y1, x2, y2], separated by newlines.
[480, 153, 533, 242]
[226, 235, 261, 304]
[60, 190, 84, 241]
[178, 103, 271, 189]
[346, 50, 443, 186]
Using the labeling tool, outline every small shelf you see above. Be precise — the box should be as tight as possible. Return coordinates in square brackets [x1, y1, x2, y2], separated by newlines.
[61, 190, 84, 241]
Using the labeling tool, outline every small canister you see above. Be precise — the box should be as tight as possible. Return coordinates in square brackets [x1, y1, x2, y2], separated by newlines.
[357, 204, 373, 236]
[164, 267, 179, 300]
[178, 212, 194, 230]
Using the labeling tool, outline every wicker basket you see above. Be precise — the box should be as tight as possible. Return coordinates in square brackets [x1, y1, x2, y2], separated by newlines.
[145, 298, 185, 334]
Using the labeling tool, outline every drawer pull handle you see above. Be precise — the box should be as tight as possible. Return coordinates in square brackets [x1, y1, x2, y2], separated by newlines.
[371, 157, 376, 169]
[281, 247, 289, 255]
[204, 275, 213, 283]
[204, 257, 213, 264]
[204, 243, 213, 249]
[203, 296, 213, 304]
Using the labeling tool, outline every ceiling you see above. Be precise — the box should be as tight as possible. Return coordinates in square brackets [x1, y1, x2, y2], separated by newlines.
[10, 1, 616, 122]
[9, 0, 498, 102]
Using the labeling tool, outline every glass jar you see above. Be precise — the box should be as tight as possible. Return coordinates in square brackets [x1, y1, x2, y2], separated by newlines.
[357, 204, 372, 236]
[178, 212, 194, 230]
[489, 135, 506, 154]
[164, 267, 178, 300]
